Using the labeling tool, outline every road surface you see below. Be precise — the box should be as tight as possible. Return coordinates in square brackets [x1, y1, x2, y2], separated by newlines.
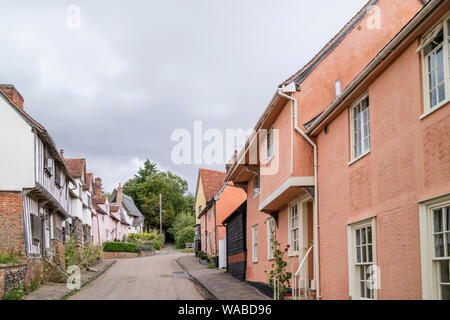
[70, 246, 205, 300]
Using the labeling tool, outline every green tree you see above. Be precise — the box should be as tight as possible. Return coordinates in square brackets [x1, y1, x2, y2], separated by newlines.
[123, 159, 194, 241]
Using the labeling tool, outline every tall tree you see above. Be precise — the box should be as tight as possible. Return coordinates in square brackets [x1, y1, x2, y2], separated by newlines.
[123, 159, 194, 240]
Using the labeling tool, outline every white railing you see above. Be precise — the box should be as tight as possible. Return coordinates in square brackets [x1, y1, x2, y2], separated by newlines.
[292, 246, 313, 300]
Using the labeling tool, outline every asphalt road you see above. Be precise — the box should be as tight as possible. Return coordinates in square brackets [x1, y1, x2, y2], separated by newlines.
[70, 247, 205, 300]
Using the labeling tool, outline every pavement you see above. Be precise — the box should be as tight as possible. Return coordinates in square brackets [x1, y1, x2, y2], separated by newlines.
[70, 246, 205, 300]
[177, 255, 271, 300]
[24, 259, 115, 300]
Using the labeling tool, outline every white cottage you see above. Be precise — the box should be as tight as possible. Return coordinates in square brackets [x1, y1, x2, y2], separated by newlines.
[0, 84, 75, 259]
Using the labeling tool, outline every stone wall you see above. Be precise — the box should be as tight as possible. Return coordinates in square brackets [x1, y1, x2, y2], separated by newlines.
[0, 264, 27, 298]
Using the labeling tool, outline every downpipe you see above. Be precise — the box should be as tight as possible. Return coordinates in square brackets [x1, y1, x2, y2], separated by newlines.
[277, 88, 320, 300]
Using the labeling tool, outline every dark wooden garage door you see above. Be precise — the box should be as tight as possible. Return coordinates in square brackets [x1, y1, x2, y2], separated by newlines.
[225, 202, 246, 282]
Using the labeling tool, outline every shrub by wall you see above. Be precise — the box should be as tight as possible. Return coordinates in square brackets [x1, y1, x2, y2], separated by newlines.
[102, 242, 138, 253]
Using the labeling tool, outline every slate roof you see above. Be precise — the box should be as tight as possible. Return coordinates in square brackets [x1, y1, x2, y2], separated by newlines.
[110, 190, 144, 219]
[199, 169, 226, 202]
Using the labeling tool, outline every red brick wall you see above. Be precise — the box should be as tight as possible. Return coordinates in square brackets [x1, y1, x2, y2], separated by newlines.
[0, 192, 24, 255]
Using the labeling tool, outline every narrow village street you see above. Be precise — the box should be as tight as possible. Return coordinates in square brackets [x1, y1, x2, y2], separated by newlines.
[70, 246, 205, 300]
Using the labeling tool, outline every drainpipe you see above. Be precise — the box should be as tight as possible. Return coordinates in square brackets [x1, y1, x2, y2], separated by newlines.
[277, 88, 320, 300]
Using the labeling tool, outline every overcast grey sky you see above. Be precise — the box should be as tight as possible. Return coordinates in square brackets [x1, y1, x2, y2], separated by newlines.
[0, 0, 367, 194]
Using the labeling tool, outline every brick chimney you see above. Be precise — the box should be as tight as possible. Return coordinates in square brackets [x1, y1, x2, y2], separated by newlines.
[0, 84, 24, 110]
[116, 183, 123, 208]
[94, 177, 102, 198]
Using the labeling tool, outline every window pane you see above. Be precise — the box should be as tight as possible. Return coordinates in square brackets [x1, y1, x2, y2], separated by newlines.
[360, 281, 366, 298]
[431, 88, 437, 107]
[360, 266, 365, 280]
[440, 261, 450, 283]
[368, 227, 372, 244]
[356, 229, 361, 245]
[430, 71, 436, 89]
[438, 84, 446, 103]
[446, 207, 450, 231]
[435, 209, 443, 232]
[429, 53, 435, 70]
[366, 284, 372, 300]
[362, 228, 367, 245]
[437, 64, 444, 83]
[356, 246, 361, 263]
[442, 285, 450, 300]
[435, 234, 445, 257]
[447, 233, 450, 257]
[436, 46, 444, 64]
[362, 245, 367, 262]
[368, 245, 373, 263]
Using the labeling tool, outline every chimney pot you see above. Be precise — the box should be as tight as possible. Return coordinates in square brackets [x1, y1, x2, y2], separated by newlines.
[0, 84, 24, 110]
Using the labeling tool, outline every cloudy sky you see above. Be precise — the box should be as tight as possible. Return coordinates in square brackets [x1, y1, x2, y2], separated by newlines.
[0, 0, 367, 194]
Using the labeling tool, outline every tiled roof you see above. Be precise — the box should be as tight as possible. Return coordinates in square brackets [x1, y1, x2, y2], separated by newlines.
[110, 205, 119, 212]
[110, 190, 144, 218]
[94, 204, 107, 215]
[199, 169, 226, 201]
[92, 197, 107, 205]
[64, 158, 86, 179]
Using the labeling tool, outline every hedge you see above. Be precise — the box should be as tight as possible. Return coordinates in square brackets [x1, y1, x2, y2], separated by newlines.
[175, 226, 195, 249]
[103, 242, 138, 253]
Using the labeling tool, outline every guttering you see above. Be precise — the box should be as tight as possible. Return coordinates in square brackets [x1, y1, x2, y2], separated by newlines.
[306, 0, 444, 136]
[277, 88, 320, 300]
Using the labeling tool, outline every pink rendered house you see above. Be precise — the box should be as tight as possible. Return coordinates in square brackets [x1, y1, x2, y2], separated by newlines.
[91, 177, 129, 244]
[224, 0, 450, 300]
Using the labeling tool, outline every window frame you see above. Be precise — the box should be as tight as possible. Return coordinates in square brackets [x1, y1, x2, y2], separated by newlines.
[419, 194, 450, 300]
[288, 203, 300, 256]
[253, 175, 260, 197]
[252, 224, 258, 263]
[349, 93, 371, 162]
[266, 127, 274, 161]
[266, 218, 275, 260]
[419, 16, 450, 118]
[347, 217, 378, 300]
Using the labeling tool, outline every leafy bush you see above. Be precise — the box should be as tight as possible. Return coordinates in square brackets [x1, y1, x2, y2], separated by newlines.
[0, 249, 23, 265]
[128, 230, 159, 243]
[103, 242, 138, 253]
[153, 239, 162, 251]
[64, 236, 102, 269]
[175, 226, 195, 249]
[137, 243, 153, 252]
[168, 212, 195, 240]
[198, 251, 207, 260]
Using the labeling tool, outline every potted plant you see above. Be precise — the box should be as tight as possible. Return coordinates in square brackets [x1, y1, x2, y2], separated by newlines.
[198, 251, 208, 265]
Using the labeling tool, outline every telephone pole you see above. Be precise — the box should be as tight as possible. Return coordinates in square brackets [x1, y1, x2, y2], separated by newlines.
[159, 193, 162, 242]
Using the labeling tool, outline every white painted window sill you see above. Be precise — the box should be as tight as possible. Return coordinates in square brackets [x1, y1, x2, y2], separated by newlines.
[348, 151, 371, 166]
[420, 101, 448, 120]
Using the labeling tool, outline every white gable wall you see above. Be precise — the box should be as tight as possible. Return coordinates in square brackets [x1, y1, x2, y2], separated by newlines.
[0, 95, 34, 190]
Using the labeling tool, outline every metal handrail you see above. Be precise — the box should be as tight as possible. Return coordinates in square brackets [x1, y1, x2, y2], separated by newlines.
[296, 246, 313, 275]
[293, 246, 313, 300]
